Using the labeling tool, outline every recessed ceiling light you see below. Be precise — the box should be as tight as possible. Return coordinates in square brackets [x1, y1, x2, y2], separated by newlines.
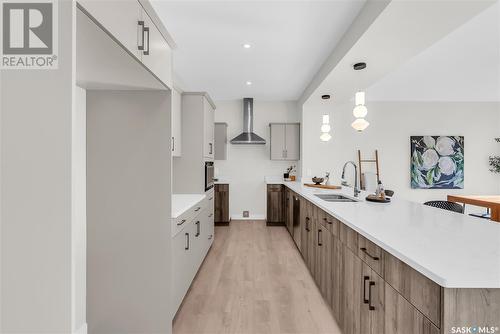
[242, 43, 252, 49]
[246, 81, 252, 86]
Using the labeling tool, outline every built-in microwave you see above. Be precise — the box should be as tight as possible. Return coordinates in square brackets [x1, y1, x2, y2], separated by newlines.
[205, 161, 214, 191]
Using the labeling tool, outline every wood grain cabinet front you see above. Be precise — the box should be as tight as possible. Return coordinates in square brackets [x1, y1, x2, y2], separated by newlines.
[214, 184, 229, 224]
[266, 185, 284, 224]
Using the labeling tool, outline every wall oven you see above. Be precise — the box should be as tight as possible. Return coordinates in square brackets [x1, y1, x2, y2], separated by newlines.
[205, 161, 214, 191]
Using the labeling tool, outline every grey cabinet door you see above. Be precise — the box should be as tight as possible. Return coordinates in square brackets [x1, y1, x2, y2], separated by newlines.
[270, 124, 286, 160]
[285, 124, 300, 160]
[214, 123, 227, 160]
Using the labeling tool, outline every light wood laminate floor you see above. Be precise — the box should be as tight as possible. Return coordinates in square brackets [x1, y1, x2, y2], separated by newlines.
[173, 220, 342, 334]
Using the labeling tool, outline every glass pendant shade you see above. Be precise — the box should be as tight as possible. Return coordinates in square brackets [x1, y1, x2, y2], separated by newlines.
[320, 132, 332, 142]
[351, 118, 369, 132]
[353, 105, 368, 118]
[355, 91, 365, 106]
[321, 124, 331, 133]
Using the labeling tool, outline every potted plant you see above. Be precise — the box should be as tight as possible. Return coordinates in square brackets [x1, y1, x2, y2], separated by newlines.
[489, 138, 500, 174]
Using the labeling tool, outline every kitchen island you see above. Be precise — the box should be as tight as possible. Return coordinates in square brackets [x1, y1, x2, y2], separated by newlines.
[266, 177, 500, 334]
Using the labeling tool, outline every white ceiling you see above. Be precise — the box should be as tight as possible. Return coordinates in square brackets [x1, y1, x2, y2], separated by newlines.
[367, 1, 500, 102]
[151, 0, 366, 101]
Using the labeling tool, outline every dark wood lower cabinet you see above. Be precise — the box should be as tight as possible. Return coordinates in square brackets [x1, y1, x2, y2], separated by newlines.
[360, 264, 385, 334]
[266, 184, 284, 225]
[340, 247, 363, 334]
[273, 191, 499, 334]
[285, 188, 293, 233]
[385, 283, 440, 334]
[214, 184, 230, 224]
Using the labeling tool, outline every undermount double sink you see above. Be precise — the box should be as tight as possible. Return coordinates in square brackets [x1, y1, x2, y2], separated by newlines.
[314, 194, 359, 202]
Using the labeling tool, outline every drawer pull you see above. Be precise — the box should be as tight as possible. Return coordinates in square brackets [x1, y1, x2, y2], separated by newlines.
[208, 213, 213, 217]
[323, 217, 332, 225]
[363, 276, 370, 304]
[177, 219, 186, 226]
[194, 207, 201, 212]
[360, 247, 379, 261]
[368, 281, 375, 310]
[209, 197, 213, 200]
[208, 234, 213, 240]
[195, 221, 200, 237]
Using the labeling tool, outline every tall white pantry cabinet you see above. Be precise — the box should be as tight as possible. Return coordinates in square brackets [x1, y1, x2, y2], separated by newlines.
[1, 1, 175, 334]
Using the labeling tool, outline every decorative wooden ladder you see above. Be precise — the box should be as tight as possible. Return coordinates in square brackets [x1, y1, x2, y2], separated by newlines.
[357, 149, 380, 190]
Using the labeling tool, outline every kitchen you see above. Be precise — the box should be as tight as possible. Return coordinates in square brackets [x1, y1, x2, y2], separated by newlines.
[1, 1, 499, 334]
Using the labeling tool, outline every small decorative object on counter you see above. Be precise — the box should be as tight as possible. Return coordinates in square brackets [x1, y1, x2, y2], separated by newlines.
[284, 165, 296, 181]
[324, 171, 330, 185]
[312, 176, 324, 185]
[376, 180, 385, 199]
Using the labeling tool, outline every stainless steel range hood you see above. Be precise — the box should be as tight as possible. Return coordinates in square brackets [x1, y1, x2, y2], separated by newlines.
[230, 98, 266, 145]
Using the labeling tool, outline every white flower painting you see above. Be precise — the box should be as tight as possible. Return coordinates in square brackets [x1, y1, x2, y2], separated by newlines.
[411, 136, 464, 189]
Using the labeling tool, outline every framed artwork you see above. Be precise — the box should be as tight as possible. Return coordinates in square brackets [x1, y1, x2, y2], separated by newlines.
[411, 136, 464, 189]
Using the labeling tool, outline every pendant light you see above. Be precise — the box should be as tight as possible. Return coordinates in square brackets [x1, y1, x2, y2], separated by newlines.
[320, 95, 332, 141]
[351, 63, 369, 132]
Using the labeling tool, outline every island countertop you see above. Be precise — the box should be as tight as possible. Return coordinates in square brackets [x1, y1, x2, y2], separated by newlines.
[265, 178, 500, 288]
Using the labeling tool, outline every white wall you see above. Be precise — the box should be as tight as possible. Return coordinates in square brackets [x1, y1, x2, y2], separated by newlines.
[1, 2, 75, 332]
[302, 101, 500, 203]
[73, 86, 87, 334]
[215, 100, 300, 219]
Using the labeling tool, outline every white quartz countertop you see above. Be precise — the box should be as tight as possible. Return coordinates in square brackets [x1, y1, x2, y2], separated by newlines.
[172, 194, 206, 219]
[266, 178, 500, 288]
[214, 177, 230, 184]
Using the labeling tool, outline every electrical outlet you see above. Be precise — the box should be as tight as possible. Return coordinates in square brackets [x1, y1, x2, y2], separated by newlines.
[243, 211, 249, 218]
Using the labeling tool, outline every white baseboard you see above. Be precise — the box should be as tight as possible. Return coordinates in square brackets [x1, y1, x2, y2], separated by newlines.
[230, 214, 265, 220]
[74, 323, 87, 334]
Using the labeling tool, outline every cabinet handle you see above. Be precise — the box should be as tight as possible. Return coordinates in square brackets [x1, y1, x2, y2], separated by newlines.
[185, 233, 190, 250]
[208, 213, 213, 218]
[195, 221, 200, 237]
[194, 207, 201, 212]
[177, 219, 186, 226]
[209, 197, 213, 200]
[209, 143, 213, 154]
[138, 21, 145, 50]
[360, 247, 380, 261]
[363, 276, 370, 304]
[323, 217, 332, 225]
[318, 229, 322, 246]
[305, 217, 310, 231]
[172, 137, 175, 152]
[368, 281, 375, 310]
[208, 235, 213, 240]
[143, 26, 150, 55]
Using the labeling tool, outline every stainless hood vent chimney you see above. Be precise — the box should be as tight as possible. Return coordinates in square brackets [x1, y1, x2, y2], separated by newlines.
[230, 98, 266, 144]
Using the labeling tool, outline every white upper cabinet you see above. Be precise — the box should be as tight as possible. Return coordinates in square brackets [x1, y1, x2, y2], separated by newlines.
[77, 0, 173, 88]
[203, 97, 215, 159]
[270, 123, 300, 161]
[78, 0, 143, 60]
[285, 123, 300, 161]
[214, 123, 228, 160]
[172, 88, 182, 157]
[141, 9, 173, 87]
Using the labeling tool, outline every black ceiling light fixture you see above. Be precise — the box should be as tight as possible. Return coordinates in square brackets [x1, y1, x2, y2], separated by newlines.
[353, 62, 367, 71]
[321, 94, 331, 100]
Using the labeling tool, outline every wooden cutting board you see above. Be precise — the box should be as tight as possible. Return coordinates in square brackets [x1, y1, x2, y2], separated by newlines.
[304, 183, 342, 190]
